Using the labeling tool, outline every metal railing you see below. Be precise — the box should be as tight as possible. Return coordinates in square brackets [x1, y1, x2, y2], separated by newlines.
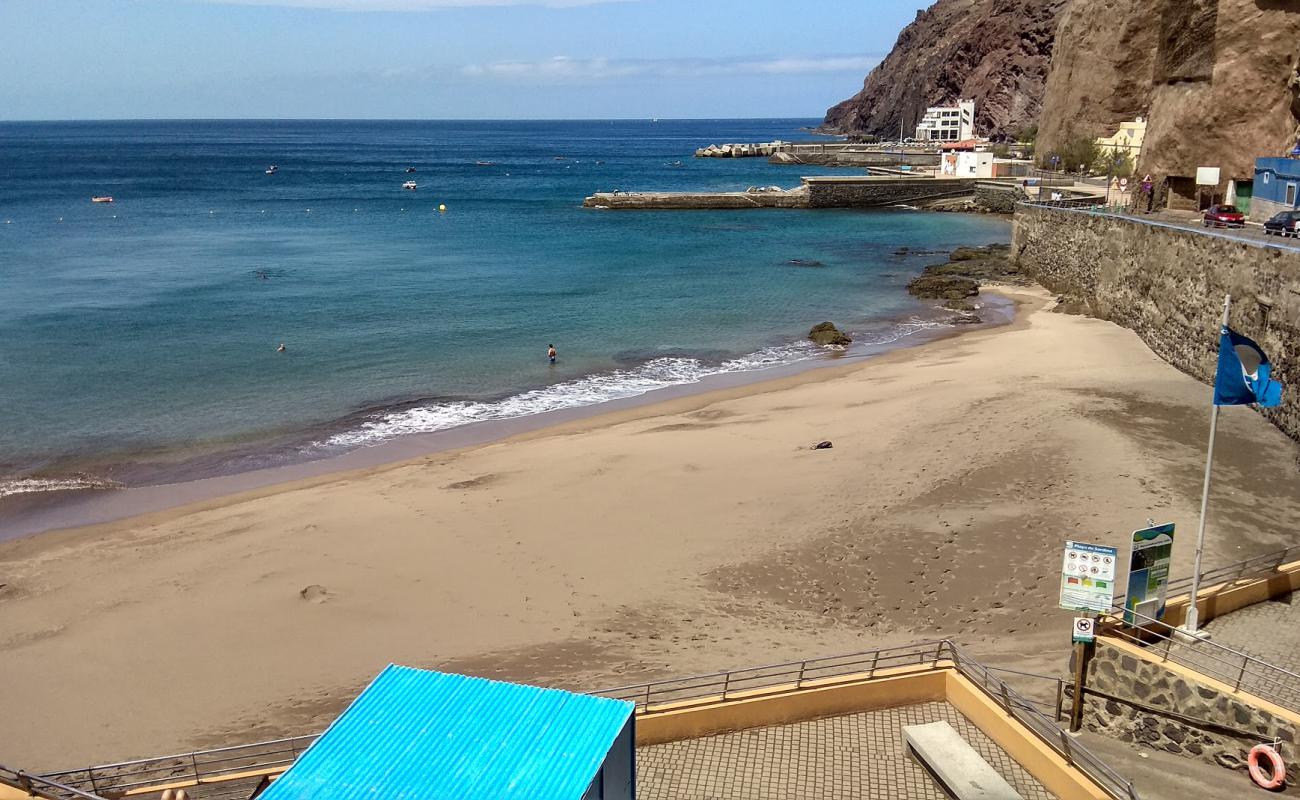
[41, 736, 317, 799]
[601, 640, 1138, 800]
[1105, 603, 1300, 714]
[0, 765, 110, 800]
[1164, 544, 1300, 600]
[597, 639, 950, 710]
[37, 641, 1138, 800]
[948, 647, 1139, 800]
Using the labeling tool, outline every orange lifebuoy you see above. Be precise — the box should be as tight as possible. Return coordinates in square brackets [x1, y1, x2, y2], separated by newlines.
[1248, 744, 1286, 790]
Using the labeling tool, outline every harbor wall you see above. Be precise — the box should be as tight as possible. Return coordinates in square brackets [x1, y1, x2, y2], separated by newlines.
[1012, 205, 1300, 440]
[804, 177, 978, 208]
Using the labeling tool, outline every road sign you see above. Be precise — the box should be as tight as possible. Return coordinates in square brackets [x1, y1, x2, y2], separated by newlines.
[1059, 541, 1118, 613]
[1123, 522, 1175, 626]
[1072, 617, 1096, 644]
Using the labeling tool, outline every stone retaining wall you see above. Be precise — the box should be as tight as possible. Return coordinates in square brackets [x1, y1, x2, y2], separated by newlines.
[1013, 205, 1300, 441]
[974, 184, 1026, 215]
[805, 178, 977, 209]
[1079, 640, 1300, 788]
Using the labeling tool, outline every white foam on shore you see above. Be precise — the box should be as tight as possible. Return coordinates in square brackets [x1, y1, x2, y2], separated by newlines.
[319, 320, 949, 450]
[0, 476, 122, 499]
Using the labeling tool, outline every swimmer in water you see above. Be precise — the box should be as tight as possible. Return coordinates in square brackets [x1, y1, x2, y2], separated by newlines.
[547, 344, 557, 365]
[277, 343, 286, 353]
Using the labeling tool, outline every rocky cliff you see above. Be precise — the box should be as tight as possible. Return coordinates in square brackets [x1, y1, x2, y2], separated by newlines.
[823, 0, 1067, 138]
[1036, 0, 1300, 186]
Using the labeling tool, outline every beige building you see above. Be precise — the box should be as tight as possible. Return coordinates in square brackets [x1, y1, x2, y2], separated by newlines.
[1095, 117, 1147, 157]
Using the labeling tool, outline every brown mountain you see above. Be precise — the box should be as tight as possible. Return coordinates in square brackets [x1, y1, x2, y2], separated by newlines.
[822, 0, 1067, 139]
[1038, 0, 1300, 195]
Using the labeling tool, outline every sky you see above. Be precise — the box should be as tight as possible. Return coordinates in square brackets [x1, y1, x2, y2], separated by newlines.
[0, 0, 922, 120]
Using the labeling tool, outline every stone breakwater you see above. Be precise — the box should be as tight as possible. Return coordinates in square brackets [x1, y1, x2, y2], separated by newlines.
[695, 141, 786, 158]
[1012, 205, 1300, 442]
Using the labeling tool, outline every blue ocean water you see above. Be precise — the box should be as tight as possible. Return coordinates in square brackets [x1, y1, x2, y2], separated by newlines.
[0, 119, 1008, 496]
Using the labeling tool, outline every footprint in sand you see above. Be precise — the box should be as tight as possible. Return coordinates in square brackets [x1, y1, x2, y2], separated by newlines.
[299, 584, 332, 604]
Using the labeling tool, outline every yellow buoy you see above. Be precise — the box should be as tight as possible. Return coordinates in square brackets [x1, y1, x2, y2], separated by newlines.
[438, 204, 447, 213]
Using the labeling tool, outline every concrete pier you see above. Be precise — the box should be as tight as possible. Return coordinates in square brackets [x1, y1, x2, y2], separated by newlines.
[584, 176, 1000, 210]
[583, 186, 808, 209]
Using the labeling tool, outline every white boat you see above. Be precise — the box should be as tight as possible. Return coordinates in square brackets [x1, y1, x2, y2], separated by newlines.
[265, 165, 278, 175]
[91, 196, 114, 203]
[402, 181, 418, 191]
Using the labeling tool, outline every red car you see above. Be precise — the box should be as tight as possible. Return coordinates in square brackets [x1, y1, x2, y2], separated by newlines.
[1203, 205, 1245, 228]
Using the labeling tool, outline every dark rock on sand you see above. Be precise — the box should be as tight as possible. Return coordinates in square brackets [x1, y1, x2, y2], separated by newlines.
[907, 243, 1028, 302]
[907, 274, 979, 301]
[943, 299, 977, 312]
[949, 314, 983, 325]
[812, 440, 833, 450]
[808, 322, 851, 346]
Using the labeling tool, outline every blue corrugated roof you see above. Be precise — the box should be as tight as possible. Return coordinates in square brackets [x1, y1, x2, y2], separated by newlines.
[259, 665, 634, 800]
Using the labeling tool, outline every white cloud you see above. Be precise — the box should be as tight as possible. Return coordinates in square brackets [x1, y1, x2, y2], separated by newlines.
[205, 0, 631, 8]
[457, 55, 879, 82]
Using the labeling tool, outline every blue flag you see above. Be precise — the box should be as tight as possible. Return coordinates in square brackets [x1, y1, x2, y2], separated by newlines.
[1214, 326, 1283, 407]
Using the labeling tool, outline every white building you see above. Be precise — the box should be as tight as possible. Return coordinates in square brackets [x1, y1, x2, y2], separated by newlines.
[940, 150, 994, 178]
[914, 100, 976, 142]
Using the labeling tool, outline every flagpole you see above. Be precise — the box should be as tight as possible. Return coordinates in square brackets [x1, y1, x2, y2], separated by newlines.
[1184, 293, 1232, 637]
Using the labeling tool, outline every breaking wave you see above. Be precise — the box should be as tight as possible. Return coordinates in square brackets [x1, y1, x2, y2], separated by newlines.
[319, 319, 949, 450]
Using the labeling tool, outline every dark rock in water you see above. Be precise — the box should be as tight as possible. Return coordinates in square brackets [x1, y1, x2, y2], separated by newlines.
[943, 299, 977, 312]
[907, 274, 979, 300]
[808, 322, 852, 346]
[812, 440, 833, 450]
[786, 258, 825, 268]
[949, 314, 983, 325]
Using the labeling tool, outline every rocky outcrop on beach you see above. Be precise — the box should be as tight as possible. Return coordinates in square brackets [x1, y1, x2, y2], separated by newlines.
[907, 244, 1028, 322]
[808, 322, 852, 347]
[907, 273, 979, 301]
[823, 0, 1066, 138]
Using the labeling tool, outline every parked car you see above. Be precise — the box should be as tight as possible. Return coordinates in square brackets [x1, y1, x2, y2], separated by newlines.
[1203, 205, 1246, 228]
[1263, 210, 1300, 237]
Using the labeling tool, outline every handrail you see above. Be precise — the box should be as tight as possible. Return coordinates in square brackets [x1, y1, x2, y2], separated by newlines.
[1104, 603, 1300, 712]
[39, 640, 1139, 800]
[0, 765, 109, 800]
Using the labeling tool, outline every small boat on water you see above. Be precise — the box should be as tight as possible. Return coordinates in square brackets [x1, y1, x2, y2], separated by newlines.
[405, 166, 417, 173]
[475, 160, 496, 167]
[91, 196, 114, 203]
[402, 181, 418, 191]
[265, 165, 278, 175]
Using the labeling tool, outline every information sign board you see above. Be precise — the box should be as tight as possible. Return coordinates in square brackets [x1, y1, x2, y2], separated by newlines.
[1123, 523, 1176, 626]
[1059, 541, 1118, 613]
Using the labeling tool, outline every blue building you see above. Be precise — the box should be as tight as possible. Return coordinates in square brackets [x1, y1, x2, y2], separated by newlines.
[1252, 156, 1300, 221]
[258, 665, 636, 800]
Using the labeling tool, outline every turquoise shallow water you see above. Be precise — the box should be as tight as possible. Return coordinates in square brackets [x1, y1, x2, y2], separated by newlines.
[0, 119, 1009, 495]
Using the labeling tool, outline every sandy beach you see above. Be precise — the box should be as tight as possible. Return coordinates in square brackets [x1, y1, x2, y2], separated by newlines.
[3, 286, 1299, 771]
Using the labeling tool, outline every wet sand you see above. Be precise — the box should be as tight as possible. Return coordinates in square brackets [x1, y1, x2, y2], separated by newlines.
[2, 286, 1298, 770]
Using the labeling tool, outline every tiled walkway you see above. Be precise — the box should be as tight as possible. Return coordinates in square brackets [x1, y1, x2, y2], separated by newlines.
[1202, 593, 1300, 672]
[636, 701, 1056, 800]
[1150, 592, 1300, 714]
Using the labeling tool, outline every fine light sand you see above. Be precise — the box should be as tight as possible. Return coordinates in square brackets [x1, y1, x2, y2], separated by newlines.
[3, 287, 1299, 770]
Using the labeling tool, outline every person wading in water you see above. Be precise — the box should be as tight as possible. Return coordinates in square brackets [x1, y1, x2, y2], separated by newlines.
[547, 344, 557, 365]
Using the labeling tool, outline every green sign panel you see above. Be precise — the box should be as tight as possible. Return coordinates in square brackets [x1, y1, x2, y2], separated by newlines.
[1123, 522, 1176, 626]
